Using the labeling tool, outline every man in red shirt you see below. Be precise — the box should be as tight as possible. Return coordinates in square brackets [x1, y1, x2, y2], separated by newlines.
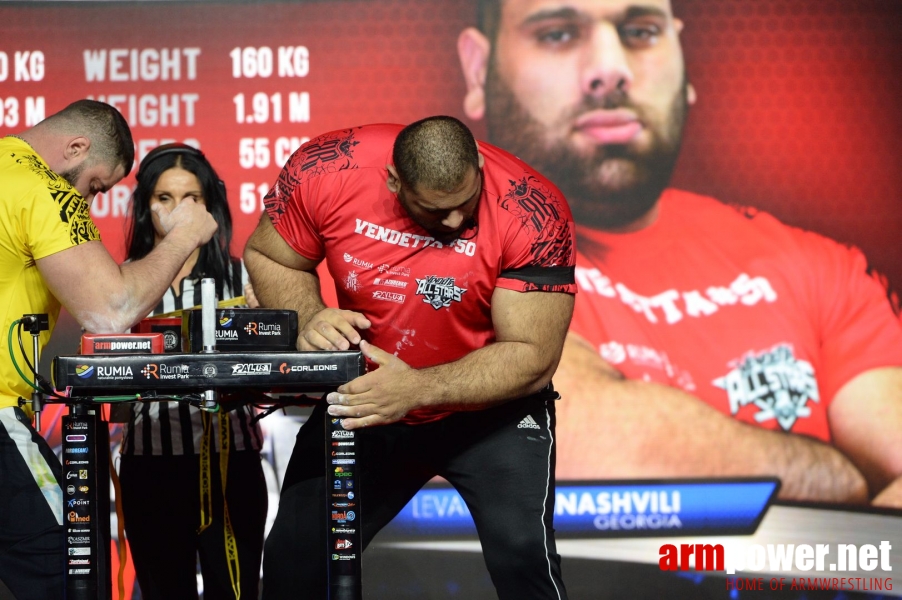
[245, 116, 575, 599]
[457, 0, 902, 507]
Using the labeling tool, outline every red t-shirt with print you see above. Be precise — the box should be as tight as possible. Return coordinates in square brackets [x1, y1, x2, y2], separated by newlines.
[570, 189, 902, 442]
[266, 124, 576, 423]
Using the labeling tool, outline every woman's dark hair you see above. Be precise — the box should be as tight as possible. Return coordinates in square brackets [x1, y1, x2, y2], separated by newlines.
[125, 144, 238, 298]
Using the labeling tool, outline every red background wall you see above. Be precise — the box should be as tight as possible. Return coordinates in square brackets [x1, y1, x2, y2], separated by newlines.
[1, 0, 899, 297]
[671, 0, 902, 298]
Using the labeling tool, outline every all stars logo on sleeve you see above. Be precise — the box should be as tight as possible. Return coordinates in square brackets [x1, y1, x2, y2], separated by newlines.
[415, 275, 467, 310]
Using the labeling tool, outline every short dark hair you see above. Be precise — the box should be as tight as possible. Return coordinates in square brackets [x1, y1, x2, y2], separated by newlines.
[392, 116, 479, 192]
[126, 145, 239, 298]
[476, 0, 502, 44]
[44, 99, 134, 176]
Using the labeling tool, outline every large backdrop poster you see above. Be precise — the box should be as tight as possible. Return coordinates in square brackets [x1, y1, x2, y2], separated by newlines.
[2, 1, 901, 599]
[1, 0, 899, 283]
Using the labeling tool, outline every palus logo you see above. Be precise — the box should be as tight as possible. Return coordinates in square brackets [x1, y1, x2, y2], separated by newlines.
[219, 316, 233, 328]
[75, 365, 94, 378]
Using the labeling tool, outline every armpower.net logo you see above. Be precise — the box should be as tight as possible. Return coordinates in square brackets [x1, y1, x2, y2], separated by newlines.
[659, 541, 893, 593]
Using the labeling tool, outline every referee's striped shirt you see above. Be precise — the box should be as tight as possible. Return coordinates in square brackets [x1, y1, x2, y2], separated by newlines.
[121, 260, 263, 456]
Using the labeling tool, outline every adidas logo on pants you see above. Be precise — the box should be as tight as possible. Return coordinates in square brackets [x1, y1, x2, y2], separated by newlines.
[517, 415, 541, 429]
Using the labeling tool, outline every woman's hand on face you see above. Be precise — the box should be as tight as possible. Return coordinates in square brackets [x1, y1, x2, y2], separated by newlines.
[148, 167, 209, 242]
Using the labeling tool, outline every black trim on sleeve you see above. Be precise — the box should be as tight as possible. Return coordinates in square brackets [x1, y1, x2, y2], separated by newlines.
[499, 265, 575, 286]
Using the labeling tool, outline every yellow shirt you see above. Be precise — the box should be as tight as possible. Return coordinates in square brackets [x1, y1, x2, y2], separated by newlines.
[0, 136, 100, 409]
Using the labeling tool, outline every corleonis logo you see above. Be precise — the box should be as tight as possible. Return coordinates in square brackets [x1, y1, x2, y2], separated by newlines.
[219, 316, 233, 328]
[279, 362, 338, 373]
[75, 365, 94, 378]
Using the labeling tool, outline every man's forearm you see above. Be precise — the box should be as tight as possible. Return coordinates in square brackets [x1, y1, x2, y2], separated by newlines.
[416, 339, 559, 412]
[329, 290, 572, 427]
[41, 233, 206, 333]
[555, 338, 868, 504]
[107, 233, 205, 330]
[244, 246, 325, 326]
[243, 213, 327, 330]
[411, 291, 572, 411]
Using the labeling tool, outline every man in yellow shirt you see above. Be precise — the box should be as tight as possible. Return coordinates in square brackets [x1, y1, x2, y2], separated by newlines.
[0, 99, 217, 600]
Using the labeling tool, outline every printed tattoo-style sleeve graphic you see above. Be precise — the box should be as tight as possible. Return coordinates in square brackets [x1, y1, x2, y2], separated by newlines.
[53, 189, 99, 245]
[16, 153, 99, 245]
[264, 129, 360, 225]
[501, 174, 573, 266]
[500, 174, 575, 291]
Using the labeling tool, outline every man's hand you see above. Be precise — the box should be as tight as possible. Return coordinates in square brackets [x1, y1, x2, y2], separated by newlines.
[153, 196, 217, 247]
[243, 282, 260, 308]
[326, 340, 419, 429]
[299, 308, 371, 351]
[38, 197, 219, 333]
[323, 288, 572, 423]
[872, 476, 902, 509]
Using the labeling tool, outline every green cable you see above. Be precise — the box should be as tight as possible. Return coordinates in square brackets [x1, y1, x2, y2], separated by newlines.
[101, 395, 142, 402]
[8, 320, 143, 403]
[7, 320, 42, 392]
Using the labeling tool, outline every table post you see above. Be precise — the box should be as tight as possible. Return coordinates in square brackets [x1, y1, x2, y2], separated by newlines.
[325, 401, 364, 599]
[62, 404, 112, 600]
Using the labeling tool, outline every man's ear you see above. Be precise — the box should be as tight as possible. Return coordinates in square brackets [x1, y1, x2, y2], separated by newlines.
[457, 27, 491, 121]
[60, 136, 92, 172]
[385, 165, 401, 194]
[65, 136, 91, 160]
[673, 19, 697, 107]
